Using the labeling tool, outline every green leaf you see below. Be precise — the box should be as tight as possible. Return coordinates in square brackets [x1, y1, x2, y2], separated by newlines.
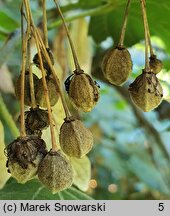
[127, 156, 170, 195]
[89, 0, 170, 53]
[0, 11, 19, 33]
[0, 178, 93, 200]
[71, 156, 91, 192]
[89, 15, 110, 43]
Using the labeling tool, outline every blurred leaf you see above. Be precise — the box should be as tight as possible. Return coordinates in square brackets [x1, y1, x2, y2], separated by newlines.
[89, 0, 170, 53]
[127, 156, 170, 195]
[0, 121, 10, 189]
[0, 11, 19, 33]
[0, 178, 93, 200]
[71, 156, 91, 191]
[0, 64, 14, 94]
[0, 30, 20, 67]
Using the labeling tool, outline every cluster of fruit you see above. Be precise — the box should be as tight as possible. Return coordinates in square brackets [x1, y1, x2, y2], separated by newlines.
[102, 0, 163, 112]
[5, 0, 100, 194]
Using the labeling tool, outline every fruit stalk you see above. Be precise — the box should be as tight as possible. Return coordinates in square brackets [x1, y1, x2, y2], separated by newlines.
[20, 2, 28, 137]
[140, 0, 150, 72]
[53, 0, 81, 73]
[42, 0, 48, 47]
[32, 27, 72, 120]
[27, 37, 37, 109]
[118, 0, 131, 47]
[25, 0, 58, 152]
[143, 0, 154, 56]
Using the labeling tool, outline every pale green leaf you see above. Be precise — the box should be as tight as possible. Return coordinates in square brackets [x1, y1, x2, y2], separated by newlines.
[71, 156, 91, 192]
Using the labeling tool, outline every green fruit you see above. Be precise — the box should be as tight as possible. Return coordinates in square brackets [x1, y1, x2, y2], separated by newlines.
[38, 150, 73, 193]
[15, 71, 39, 106]
[102, 46, 132, 86]
[33, 48, 54, 75]
[149, 55, 163, 74]
[5, 135, 47, 183]
[129, 71, 163, 112]
[36, 77, 59, 108]
[66, 71, 100, 112]
[59, 117, 93, 158]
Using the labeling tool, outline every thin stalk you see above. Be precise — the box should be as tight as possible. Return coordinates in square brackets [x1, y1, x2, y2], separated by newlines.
[28, 37, 37, 109]
[24, 0, 37, 109]
[34, 32, 57, 152]
[35, 28, 72, 119]
[0, 94, 20, 138]
[140, 0, 150, 72]
[143, 0, 154, 56]
[53, 0, 81, 73]
[118, 0, 131, 47]
[25, 0, 58, 152]
[20, 3, 27, 137]
[24, 0, 72, 120]
[42, 0, 48, 47]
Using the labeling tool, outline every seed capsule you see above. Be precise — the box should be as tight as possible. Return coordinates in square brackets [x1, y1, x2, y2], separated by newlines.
[5, 135, 47, 183]
[38, 150, 73, 193]
[15, 71, 39, 106]
[149, 55, 163, 74]
[102, 46, 132, 86]
[36, 77, 59, 108]
[33, 48, 54, 75]
[129, 71, 163, 112]
[65, 71, 100, 112]
[59, 117, 93, 158]
[18, 108, 49, 137]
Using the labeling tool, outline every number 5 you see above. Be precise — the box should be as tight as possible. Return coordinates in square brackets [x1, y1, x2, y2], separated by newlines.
[158, 203, 164, 211]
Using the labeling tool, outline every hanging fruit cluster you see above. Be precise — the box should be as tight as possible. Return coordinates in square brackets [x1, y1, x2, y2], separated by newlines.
[102, 0, 163, 112]
[5, 0, 100, 194]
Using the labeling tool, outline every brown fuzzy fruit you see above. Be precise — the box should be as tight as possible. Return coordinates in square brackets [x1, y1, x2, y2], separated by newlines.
[129, 71, 163, 112]
[33, 48, 54, 74]
[5, 135, 47, 183]
[36, 77, 59, 108]
[59, 117, 93, 158]
[15, 71, 39, 106]
[66, 71, 99, 112]
[149, 55, 163, 74]
[102, 46, 132, 86]
[38, 150, 73, 193]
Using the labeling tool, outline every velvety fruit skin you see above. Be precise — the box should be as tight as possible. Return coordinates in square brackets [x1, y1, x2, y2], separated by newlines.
[129, 71, 163, 112]
[33, 48, 54, 74]
[38, 150, 73, 194]
[36, 77, 59, 108]
[5, 135, 47, 183]
[149, 55, 163, 74]
[68, 72, 99, 112]
[7, 155, 43, 184]
[59, 118, 93, 158]
[15, 72, 39, 106]
[24, 108, 49, 131]
[102, 46, 132, 86]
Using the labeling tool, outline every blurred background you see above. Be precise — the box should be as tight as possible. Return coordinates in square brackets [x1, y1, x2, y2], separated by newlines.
[1, 0, 170, 200]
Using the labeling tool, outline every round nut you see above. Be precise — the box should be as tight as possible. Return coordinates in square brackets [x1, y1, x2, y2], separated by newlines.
[102, 46, 132, 86]
[59, 118, 93, 158]
[38, 150, 73, 193]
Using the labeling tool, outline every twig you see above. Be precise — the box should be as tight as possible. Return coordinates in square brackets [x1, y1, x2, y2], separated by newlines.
[118, 0, 131, 47]
[0, 94, 19, 138]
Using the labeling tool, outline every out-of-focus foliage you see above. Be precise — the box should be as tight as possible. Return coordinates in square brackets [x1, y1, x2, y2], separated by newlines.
[1, 0, 170, 200]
